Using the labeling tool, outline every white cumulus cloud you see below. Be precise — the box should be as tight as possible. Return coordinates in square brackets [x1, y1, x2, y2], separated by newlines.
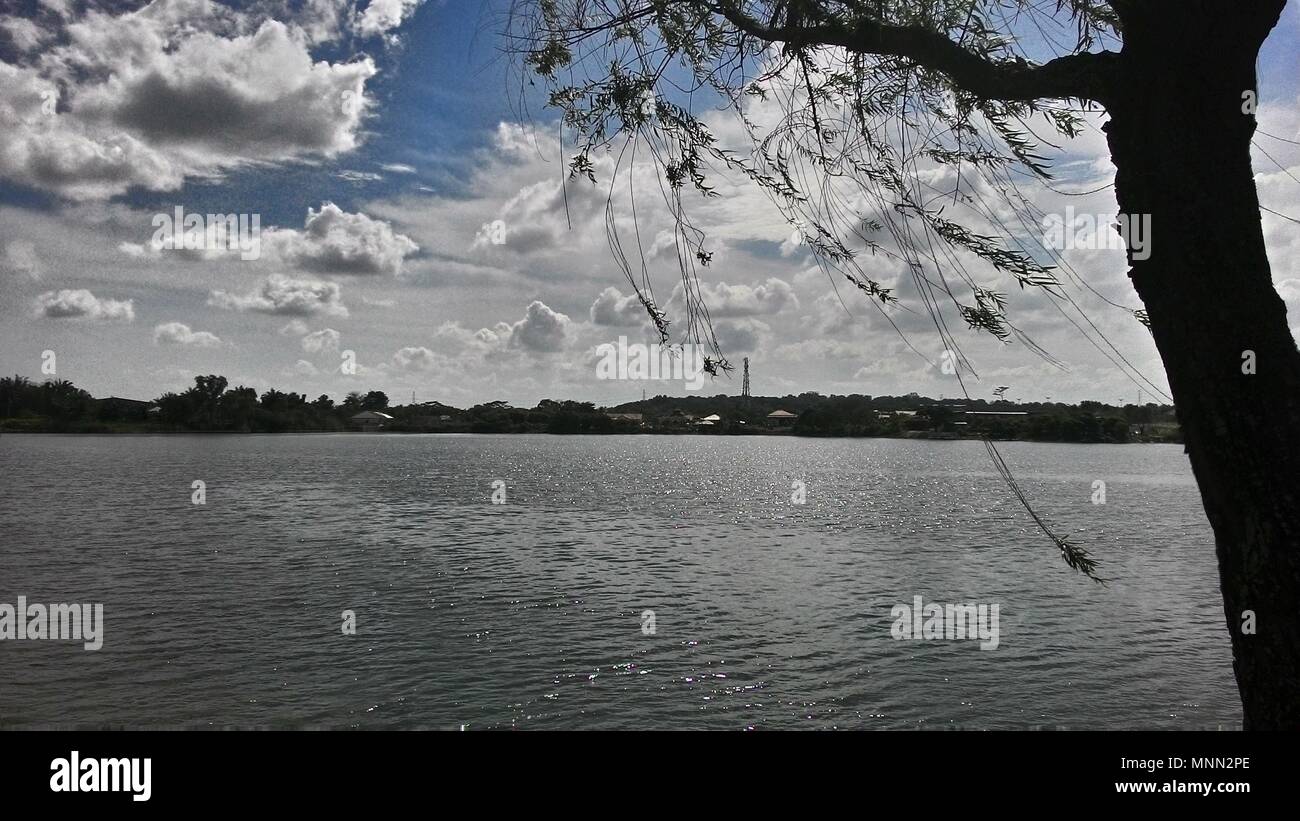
[509, 300, 573, 352]
[590, 286, 650, 327]
[209, 274, 348, 317]
[301, 327, 342, 353]
[34, 289, 134, 321]
[265, 202, 419, 276]
[0, 2, 377, 199]
[356, 0, 427, 38]
[672, 278, 798, 318]
[153, 321, 222, 347]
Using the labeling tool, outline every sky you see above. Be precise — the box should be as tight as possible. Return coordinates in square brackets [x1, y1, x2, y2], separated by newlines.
[1, 0, 1299, 408]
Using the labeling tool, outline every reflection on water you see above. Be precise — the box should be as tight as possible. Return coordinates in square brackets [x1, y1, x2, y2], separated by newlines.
[0, 434, 1239, 729]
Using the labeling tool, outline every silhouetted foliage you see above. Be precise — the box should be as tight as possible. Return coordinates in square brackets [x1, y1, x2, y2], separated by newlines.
[0, 374, 1177, 443]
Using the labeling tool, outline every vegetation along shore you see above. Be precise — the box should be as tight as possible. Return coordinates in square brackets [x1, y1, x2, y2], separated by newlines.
[0, 374, 1181, 444]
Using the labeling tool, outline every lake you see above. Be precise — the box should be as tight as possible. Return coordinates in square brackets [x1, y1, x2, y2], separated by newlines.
[0, 434, 1240, 729]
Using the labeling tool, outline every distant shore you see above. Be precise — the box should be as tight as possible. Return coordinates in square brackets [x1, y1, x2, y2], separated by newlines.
[0, 423, 1182, 445]
[0, 373, 1183, 445]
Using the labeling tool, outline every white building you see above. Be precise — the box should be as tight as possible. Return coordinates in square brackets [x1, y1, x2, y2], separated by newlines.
[765, 409, 797, 427]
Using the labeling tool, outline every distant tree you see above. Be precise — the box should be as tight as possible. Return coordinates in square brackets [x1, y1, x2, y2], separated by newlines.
[259, 389, 304, 410]
[919, 405, 956, 431]
[361, 390, 389, 411]
[221, 386, 260, 431]
[192, 375, 228, 403]
[153, 391, 190, 426]
[1, 375, 34, 419]
[38, 379, 91, 419]
[183, 375, 228, 429]
[792, 406, 829, 434]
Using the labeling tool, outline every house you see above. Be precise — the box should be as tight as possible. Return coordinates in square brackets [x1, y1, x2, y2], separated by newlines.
[766, 409, 797, 427]
[605, 412, 644, 423]
[695, 413, 722, 427]
[350, 410, 394, 432]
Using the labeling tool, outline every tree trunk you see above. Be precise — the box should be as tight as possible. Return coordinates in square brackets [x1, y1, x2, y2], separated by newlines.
[1103, 0, 1300, 729]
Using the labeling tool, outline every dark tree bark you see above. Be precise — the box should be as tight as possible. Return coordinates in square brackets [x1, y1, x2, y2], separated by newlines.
[1103, 0, 1300, 729]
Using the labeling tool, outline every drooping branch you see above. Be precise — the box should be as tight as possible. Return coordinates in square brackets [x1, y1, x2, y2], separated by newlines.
[709, 1, 1120, 105]
[507, 0, 1140, 581]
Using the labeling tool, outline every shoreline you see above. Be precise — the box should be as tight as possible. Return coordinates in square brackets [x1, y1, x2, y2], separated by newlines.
[0, 427, 1183, 445]
[1, 376, 1182, 445]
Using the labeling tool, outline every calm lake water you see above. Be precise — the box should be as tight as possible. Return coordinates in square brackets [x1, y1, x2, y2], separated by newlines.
[0, 434, 1240, 729]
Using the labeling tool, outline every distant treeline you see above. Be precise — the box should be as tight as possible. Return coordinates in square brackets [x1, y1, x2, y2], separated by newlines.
[610, 393, 1181, 443]
[0, 374, 1181, 443]
[1, 374, 395, 433]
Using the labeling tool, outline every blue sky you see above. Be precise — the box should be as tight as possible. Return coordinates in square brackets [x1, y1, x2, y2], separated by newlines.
[2, 0, 1298, 407]
[0, 0, 536, 221]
